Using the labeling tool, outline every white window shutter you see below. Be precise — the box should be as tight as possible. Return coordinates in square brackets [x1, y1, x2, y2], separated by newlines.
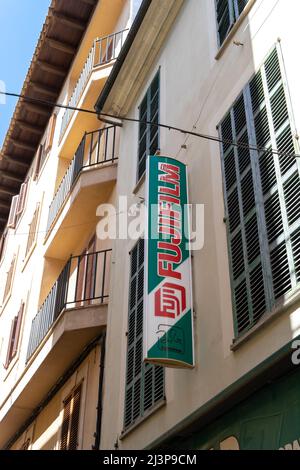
[7, 195, 19, 228]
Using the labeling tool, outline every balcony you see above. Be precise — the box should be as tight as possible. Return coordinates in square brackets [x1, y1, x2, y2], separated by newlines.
[47, 126, 118, 235]
[59, 28, 128, 142]
[0, 249, 110, 448]
[26, 249, 111, 362]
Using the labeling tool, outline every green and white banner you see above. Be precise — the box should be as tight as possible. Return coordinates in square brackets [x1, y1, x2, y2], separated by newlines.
[144, 155, 194, 368]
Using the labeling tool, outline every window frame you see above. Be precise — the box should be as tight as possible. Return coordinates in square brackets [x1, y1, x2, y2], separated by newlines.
[4, 302, 24, 370]
[215, 0, 251, 49]
[136, 70, 160, 183]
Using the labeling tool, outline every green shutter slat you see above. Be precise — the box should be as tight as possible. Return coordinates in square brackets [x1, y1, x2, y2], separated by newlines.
[270, 242, 292, 299]
[124, 239, 164, 429]
[265, 48, 281, 93]
[234, 280, 250, 333]
[259, 150, 277, 195]
[237, 0, 248, 15]
[250, 263, 266, 322]
[264, 191, 284, 244]
[237, 132, 251, 175]
[291, 228, 300, 282]
[277, 126, 296, 175]
[270, 85, 289, 132]
[283, 171, 300, 227]
[231, 231, 245, 279]
[241, 172, 255, 216]
[250, 71, 265, 113]
[245, 215, 260, 264]
[234, 94, 247, 136]
[254, 107, 270, 148]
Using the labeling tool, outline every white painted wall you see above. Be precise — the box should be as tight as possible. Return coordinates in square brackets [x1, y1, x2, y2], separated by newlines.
[101, 0, 300, 449]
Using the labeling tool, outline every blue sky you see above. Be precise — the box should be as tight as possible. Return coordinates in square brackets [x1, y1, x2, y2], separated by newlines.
[0, 0, 50, 147]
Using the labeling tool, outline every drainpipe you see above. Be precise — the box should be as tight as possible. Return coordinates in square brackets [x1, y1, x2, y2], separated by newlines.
[93, 331, 106, 450]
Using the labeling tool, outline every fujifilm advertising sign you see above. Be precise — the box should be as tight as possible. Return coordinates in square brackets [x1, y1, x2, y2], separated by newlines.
[144, 155, 194, 368]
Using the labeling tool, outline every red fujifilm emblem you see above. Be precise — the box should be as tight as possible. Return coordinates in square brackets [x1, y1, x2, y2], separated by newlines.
[154, 282, 186, 319]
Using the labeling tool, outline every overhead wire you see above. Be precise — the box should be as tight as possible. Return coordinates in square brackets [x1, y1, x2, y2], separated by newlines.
[0, 91, 299, 160]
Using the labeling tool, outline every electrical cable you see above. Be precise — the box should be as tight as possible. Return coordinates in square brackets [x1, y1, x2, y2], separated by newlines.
[1, 91, 300, 160]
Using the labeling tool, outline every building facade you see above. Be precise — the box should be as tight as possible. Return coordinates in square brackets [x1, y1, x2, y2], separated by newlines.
[1, 0, 300, 450]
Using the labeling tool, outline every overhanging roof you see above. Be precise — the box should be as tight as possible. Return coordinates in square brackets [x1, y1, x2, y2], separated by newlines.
[0, 0, 97, 234]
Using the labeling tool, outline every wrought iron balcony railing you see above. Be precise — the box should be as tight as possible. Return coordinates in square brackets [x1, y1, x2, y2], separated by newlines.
[60, 28, 128, 140]
[46, 126, 118, 234]
[26, 249, 111, 362]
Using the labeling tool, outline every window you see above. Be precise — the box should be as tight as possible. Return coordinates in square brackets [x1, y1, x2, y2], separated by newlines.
[34, 144, 44, 180]
[25, 203, 40, 258]
[60, 383, 82, 450]
[45, 113, 56, 154]
[0, 231, 7, 263]
[124, 239, 164, 430]
[3, 255, 16, 303]
[216, 0, 249, 46]
[137, 71, 160, 181]
[4, 302, 24, 369]
[34, 114, 56, 180]
[7, 195, 19, 229]
[219, 47, 300, 337]
[16, 179, 29, 222]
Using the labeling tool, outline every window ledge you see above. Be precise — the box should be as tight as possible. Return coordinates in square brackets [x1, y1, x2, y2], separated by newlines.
[120, 398, 166, 441]
[21, 242, 37, 272]
[3, 354, 19, 382]
[215, 0, 257, 61]
[231, 286, 300, 351]
[133, 172, 146, 195]
[0, 292, 12, 316]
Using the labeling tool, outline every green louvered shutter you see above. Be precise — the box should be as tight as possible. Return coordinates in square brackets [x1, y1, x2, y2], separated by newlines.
[260, 48, 300, 299]
[220, 46, 299, 337]
[216, 0, 249, 46]
[124, 239, 164, 429]
[137, 71, 160, 181]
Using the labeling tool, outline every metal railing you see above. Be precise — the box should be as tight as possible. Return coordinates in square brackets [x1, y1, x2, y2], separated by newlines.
[47, 126, 118, 234]
[60, 28, 128, 140]
[26, 249, 112, 362]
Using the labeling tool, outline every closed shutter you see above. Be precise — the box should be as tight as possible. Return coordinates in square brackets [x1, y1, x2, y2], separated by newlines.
[4, 302, 24, 368]
[124, 239, 164, 429]
[4, 316, 18, 369]
[60, 383, 82, 450]
[16, 180, 29, 217]
[7, 195, 19, 228]
[3, 255, 15, 302]
[34, 144, 44, 180]
[68, 384, 82, 450]
[25, 203, 40, 257]
[60, 394, 72, 450]
[220, 46, 300, 336]
[216, 0, 249, 46]
[0, 231, 7, 263]
[137, 71, 160, 181]
[12, 302, 24, 357]
[45, 114, 56, 154]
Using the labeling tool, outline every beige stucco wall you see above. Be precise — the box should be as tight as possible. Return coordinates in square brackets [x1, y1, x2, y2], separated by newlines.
[9, 347, 101, 450]
[100, 0, 300, 449]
